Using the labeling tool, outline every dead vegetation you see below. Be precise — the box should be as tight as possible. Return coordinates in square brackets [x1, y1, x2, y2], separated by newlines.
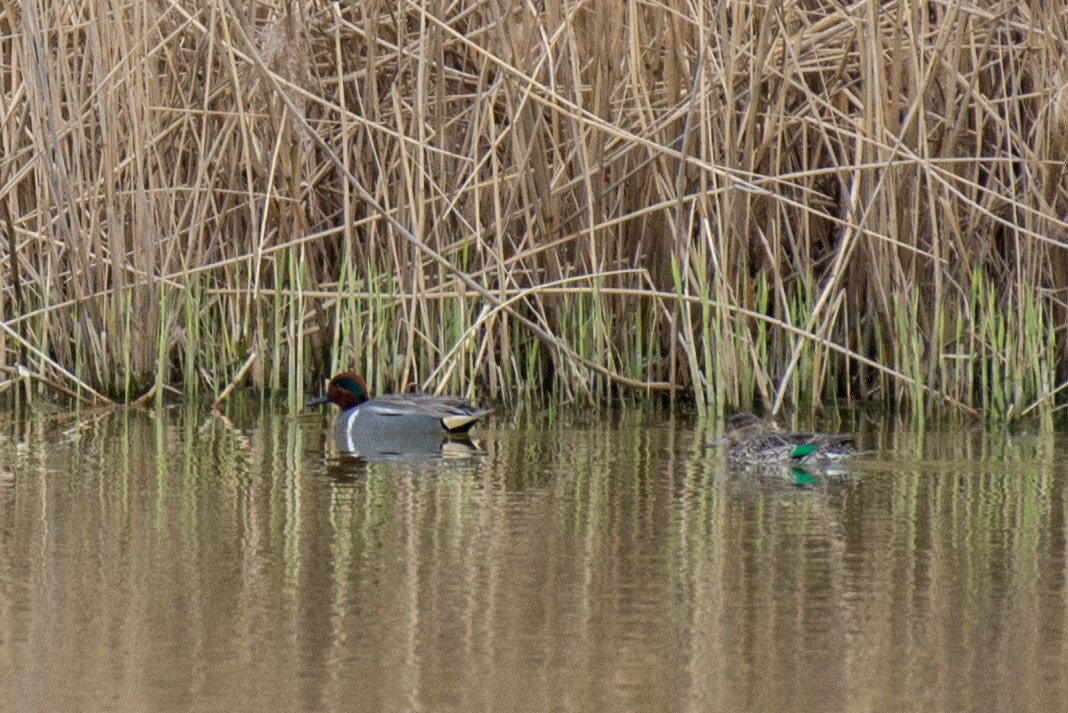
[0, 0, 1065, 419]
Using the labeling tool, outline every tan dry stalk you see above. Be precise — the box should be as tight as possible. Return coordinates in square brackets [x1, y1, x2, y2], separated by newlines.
[0, 0, 1063, 416]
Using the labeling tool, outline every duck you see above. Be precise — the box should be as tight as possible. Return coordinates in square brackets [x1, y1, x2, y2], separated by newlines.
[307, 372, 490, 453]
[716, 411, 857, 466]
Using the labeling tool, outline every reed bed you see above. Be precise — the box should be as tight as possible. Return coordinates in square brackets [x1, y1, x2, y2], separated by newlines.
[0, 0, 1066, 419]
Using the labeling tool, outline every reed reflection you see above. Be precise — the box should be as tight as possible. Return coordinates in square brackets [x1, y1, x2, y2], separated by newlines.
[0, 408, 1066, 713]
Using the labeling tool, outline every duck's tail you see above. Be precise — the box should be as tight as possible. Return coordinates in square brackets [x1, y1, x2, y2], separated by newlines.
[442, 408, 492, 433]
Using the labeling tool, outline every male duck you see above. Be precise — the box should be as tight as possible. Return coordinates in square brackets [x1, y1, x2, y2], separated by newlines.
[718, 412, 857, 466]
[307, 372, 490, 452]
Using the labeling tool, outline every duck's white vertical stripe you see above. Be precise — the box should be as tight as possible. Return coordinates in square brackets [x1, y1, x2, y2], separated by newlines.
[342, 407, 359, 453]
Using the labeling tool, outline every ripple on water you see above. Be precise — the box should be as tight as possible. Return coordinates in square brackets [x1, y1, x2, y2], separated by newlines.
[0, 408, 1066, 712]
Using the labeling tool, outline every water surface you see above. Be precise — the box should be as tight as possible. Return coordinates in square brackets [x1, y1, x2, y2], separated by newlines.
[0, 405, 1065, 712]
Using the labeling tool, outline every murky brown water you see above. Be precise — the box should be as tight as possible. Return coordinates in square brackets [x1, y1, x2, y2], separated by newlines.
[1, 405, 1066, 712]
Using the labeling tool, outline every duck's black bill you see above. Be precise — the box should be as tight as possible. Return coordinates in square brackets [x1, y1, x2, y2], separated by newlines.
[305, 395, 330, 408]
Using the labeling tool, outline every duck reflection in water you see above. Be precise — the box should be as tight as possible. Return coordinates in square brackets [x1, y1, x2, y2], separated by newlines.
[337, 429, 484, 461]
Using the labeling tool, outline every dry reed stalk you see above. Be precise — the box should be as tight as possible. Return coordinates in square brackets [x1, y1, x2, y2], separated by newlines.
[0, 0, 1063, 417]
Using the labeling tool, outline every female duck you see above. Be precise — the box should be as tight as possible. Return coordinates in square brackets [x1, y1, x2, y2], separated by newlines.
[718, 412, 856, 466]
[307, 372, 490, 451]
